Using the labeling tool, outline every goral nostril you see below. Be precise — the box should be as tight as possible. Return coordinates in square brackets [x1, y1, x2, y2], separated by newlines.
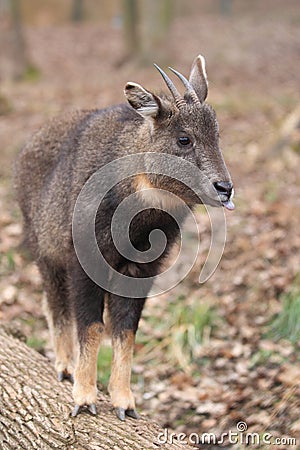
[213, 181, 233, 197]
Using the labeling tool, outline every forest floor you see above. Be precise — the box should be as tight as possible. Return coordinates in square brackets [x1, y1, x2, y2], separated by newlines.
[0, 2, 300, 449]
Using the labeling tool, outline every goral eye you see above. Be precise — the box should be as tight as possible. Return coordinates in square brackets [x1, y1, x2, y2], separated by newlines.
[177, 136, 192, 148]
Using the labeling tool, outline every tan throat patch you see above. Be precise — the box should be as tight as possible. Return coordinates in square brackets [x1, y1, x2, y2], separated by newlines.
[134, 173, 182, 210]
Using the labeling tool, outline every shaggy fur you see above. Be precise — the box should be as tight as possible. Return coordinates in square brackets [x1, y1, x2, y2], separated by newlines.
[14, 56, 233, 419]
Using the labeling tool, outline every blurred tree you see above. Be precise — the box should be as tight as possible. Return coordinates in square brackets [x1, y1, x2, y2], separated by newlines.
[122, 0, 139, 57]
[219, 0, 232, 15]
[7, 0, 30, 80]
[71, 0, 84, 22]
[0, 0, 8, 11]
[140, 0, 173, 63]
[123, 0, 174, 63]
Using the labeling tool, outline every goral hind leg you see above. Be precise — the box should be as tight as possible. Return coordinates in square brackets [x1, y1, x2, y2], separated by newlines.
[52, 319, 76, 382]
[39, 258, 76, 381]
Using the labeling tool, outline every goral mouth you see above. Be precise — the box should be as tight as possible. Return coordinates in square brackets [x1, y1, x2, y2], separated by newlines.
[219, 192, 235, 211]
[221, 199, 235, 210]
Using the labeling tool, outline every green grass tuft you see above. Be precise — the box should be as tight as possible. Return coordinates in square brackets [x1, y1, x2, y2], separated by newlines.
[135, 297, 220, 372]
[167, 300, 218, 370]
[26, 335, 46, 352]
[22, 64, 41, 82]
[0, 249, 17, 274]
[0, 94, 13, 115]
[97, 344, 112, 385]
[269, 284, 300, 344]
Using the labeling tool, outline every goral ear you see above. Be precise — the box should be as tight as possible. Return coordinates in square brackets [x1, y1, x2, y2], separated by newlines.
[189, 54, 208, 103]
[124, 82, 161, 119]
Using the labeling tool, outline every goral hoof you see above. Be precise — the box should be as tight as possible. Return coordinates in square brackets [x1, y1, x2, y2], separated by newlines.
[72, 403, 97, 417]
[126, 408, 140, 419]
[116, 407, 139, 421]
[72, 404, 81, 417]
[57, 371, 64, 382]
[88, 403, 97, 415]
[57, 371, 74, 383]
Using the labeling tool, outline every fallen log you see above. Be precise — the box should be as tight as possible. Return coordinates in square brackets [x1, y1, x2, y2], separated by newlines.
[0, 325, 193, 450]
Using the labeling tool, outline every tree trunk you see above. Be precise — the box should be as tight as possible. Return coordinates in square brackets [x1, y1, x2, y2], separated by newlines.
[71, 0, 84, 22]
[219, 0, 232, 16]
[0, 324, 193, 450]
[139, 0, 174, 63]
[122, 0, 174, 64]
[122, 0, 139, 58]
[8, 0, 28, 79]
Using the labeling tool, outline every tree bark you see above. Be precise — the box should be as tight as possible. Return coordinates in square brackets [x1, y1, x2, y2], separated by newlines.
[0, 325, 193, 450]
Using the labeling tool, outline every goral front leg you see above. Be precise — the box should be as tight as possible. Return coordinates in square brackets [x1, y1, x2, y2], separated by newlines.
[108, 331, 139, 420]
[107, 294, 145, 421]
[72, 322, 104, 416]
[69, 261, 105, 416]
